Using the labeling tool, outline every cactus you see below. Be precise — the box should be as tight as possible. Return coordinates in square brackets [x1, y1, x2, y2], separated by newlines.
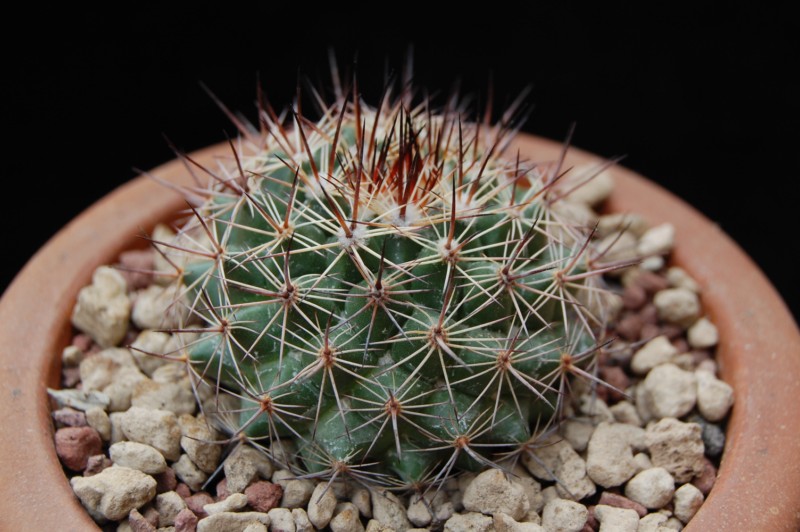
[166, 84, 621, 489]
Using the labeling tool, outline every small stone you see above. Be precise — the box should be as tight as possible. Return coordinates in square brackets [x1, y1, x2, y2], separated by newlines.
[597, 231, 639, 264]
[121, 407, 182, 461]
[330, 502, 365, 532]
[110, 412, 128, 444]
[154, 467, 179, 494]
[690, 458, 717, 496]
[129, 508, 157, 532]
[630, 336, 678, 375]
[599, 366, 630, 403]
[196, 512, 270, 532]
[616, 313, 644, 340]
[444, 512, 494, 532]
[407, 493, 434, 527]
[267, 508, 296, 532]
[493, 512, 547, 532]
[687, 318, 718, 349]
[687, 414, 726, 458]
[243, 523, 268, 532]
[292, 508, 313, 532]
[53, 406, 88, 427]
[133, 379, 196, 416]
[597, 492, 646, 518]
[132, 284, 190, 330]
[559, 164, 615, 207]
[597, 212, 649, 238]
[85, 406, 112, 440]
[130, 330, 172, 376]
[84, 454, 113, 476]
[224, 445, 262, 493]
[279, 478, 315, 509]
[643, 363, 697, 419]
[653, 288, 700, 328]
[695, 371, 734, 422]
[673, 483, 703, 523]
[665, 516, 684, 530]
[71, 466, 157, 522]
[174, 508, 199, 532]
[155, 491, 187, 527]
[307, 483, 337, 529]
[637, 512, 669, 532]
[634, 384, 653, 424]
[204, 492, 248, 515]
[79, 348, 136, 391]
[184, 492, 214, 519]
[463, 468, 530, 520]
[71, 266, 132, 348]
[637, 223, 675, 257]
[174, 454, 208, 492]
[105, 366, 150, 412]
[633, 453, 653, 473]
[521, 435, 595, 501]
[610, 401, 642, 427]
[585, 422, 638, 488]
[179, 414, 221, 474]
[55, 426, 103, 471]
[62, 344, 85, 367]
[351, 487, 372, 519]
[624, 468, 675, 509]
[118, 249, 155, 290]
[646, 418, 705, 482]
[111, 441, 168, 474]
[666, 267, 699, 292]
[559, 417, 595, 453]
[541, 499, 588, 532]
[641, 255, 665, 271]
[621, 284, 648, 310]
[594, 504, 639, 532]
[371, 489, 412, 531]
[245, 481, 283, 513]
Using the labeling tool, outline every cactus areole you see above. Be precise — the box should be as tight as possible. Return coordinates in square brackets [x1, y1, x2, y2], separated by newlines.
[172, 88, 619, 488]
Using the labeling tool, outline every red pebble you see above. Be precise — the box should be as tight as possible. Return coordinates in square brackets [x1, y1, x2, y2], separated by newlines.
[71, 334, 93, 352]
[154, 467, 178, 493]
[52, 407, 88, 428]
[215, 478, 229, 500]
[118, 249, 155, 290]
[616, 314, 643, 341]
[691, 457, 718, 495]
[598, 491, 647, 517]
[640, 323, 661, 342]
[584, 505, 599, 530]
[174, 508, 198, 532]
[622, 284, 647, 310]
[175, 483, 192, 498]
[599, 366, 630, 403]
[634, 271, 670, 294]
[128, 508, 156, 532]
[54, 426, 103, 471]
[183, 492, 214, 518]
[84, 454, 113, 476]
[640, 304, 659, 325]
[62, 367, 82, 388]
[245, 480, 283, 513]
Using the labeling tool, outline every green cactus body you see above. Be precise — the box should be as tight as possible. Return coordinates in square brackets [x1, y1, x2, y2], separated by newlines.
[177, 95, 612, 487]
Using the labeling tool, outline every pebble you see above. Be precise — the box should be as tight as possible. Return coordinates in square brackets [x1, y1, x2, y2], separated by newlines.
[183, 492, 215, 518]
[307, 483, 337, 529]
[597, 212, 649, 238]
[560, 164, 615, 207]
[624, 467, 675, 509]
[173, 454, 208, 492]
[560, 418, 595, 453]
[586, 422, 638, 488]
[47, 387, 109, 412]
[204, 492, 248, 515]
[350, 487, 372, 519]
[105, 366, 150, 412]
[630, 336, 678, 375]
[109, 411, 128, 444]
[118, 249, 155, 290]
[444, 511, 494, 532]
[673, 483, 704, 523]
[132, 379, 196, 416]
[196, 512, 270, 532]
[278, 477, 315, 509]
[330, 502, 365, 532]
[62, 344, 85, 367]
[128, 508, 157, 532]
[541, 499, 588, 532]
[224, 445, 264, 493]
[666, 267, 699, 292]
[609, 401, 642, 427]
[85, 406, 112, 440]
[462, 468, 530, 520]
[243, 523, 268, 532]
[268, 507, 296, 532]
[642, 364, 697, 419]
[688, 414, 726, 457]
[55, 426, 103, 471]
[293, 508, 313, 532]
[174, 508, 198, 532]
[621, 284, 648, 310]
[597, 231, 638, 264]
[599, 366, 630, 402]
[53, 406, 88, 427]
[616, 313, 644, 340]
[110, 441, 168, 474]
[646, 418, 705, 482]
[653, 288, 700, 328]
[71, 266, 132, 348]
[593, 504, 640, 532]
[695, 371, 734, 422]
[132, 284, 189, 330]
[71, 466, 157, 522]
[632, 453, 653, 473]
[493, 512, 546, 532]
[637, 223, 675, 257]
[84, 454, 113, 476]
[130, 330, 172, 376]
[632, 271, 671, 294]
[371, 489, 412, 531]
[522, 436, 596, 501]
[155, 491, 186, 527]
[687, 317, 718, 349]
[597, 492, 646, 518]
[121, 407, 182, 461]
[690, 458, 717, 495]
[178, 414, 221, 474]
[637, 512, 669, 532]
[246, 481, 283, 513]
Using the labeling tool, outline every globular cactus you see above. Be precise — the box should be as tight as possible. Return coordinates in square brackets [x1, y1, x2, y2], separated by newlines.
[166, 84, 621, 489]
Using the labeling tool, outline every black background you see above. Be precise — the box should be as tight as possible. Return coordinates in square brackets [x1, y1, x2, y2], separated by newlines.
[4, 4, 798, 321]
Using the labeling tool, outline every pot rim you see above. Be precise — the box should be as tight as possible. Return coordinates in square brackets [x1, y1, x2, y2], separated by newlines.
[1, 134, 798, 530]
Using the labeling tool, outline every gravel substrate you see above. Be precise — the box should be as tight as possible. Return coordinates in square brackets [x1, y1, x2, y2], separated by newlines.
[49, 176, 733, 532]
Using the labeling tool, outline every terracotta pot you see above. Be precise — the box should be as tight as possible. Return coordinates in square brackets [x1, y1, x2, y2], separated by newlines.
[1, 134, 798, 531]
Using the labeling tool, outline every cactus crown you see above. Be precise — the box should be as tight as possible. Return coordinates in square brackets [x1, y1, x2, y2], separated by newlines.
[167, 82, 617, 489]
